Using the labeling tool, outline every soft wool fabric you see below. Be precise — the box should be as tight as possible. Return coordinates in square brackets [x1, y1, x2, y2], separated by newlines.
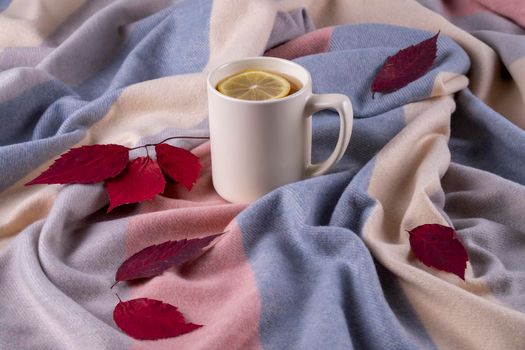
[0, 0, 524, 349]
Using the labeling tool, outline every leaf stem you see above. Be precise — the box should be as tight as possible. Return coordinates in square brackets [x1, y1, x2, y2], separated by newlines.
[115, 293, 122, 302]
[110, 281, 119, 289]
[129, 136, 210, 151]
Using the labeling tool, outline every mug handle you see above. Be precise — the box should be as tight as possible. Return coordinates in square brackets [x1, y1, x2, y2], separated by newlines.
[304, 93, 353, 177]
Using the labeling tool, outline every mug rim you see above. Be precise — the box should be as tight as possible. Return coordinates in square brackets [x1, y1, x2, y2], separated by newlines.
[207, 56, 311, 105]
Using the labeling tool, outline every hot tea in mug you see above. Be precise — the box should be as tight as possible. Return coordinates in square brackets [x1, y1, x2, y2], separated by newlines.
[216, 69, 302, 100]
[207, 57, 354, 203]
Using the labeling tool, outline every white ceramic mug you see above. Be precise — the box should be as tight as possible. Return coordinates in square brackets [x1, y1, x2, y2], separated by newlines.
[207, 57, 353, 203]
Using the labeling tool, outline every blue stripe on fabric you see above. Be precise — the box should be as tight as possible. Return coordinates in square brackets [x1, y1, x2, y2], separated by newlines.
[328, 24, 469, 118]
[374, 262, 437, 350]
[450, 89, 525, 185]
[0, 80, 77, 146]
[472, 31, 525, 66]
[74, 0, 212, 99]
[0, 0, 11, 11]
[0, 0, 212, 192]
[238, 165, 435, 350]
[0, 86, 120, 190]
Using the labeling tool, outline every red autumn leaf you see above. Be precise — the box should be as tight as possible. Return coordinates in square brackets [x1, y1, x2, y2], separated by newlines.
[114, 233, 223, 285]
[155, 143, 201, 190]
[371, 32, 439, 96]
[114, 297, 202, 340]
[26, 144, 130, 185]
[105, 157, 165, 212]
[408, 224, 468, 280]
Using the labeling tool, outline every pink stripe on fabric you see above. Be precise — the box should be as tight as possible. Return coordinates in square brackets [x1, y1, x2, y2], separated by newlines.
[265, 26, 333, 60]
[441, 0, 488, 17]
[124, 142, 262, 349]
[476, 0, 525, 28]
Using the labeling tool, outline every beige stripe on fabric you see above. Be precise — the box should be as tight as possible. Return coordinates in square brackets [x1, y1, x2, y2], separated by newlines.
[86, 73, 209, 145]
[0, 0, 87, 49]
[207, 0, 279, 70]
[429, 72, 470, 98]
[0, 185, 59, 238]
[362, 73, 525, 349]
[507, 57, 525, 129]
[0, 235, 14, 250]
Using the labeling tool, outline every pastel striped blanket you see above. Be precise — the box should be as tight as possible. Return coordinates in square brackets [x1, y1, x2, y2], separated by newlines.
[1, 0, 524, 349]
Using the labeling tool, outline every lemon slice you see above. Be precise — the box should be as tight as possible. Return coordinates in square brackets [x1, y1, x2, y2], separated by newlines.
[217, 70, 291, 101]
